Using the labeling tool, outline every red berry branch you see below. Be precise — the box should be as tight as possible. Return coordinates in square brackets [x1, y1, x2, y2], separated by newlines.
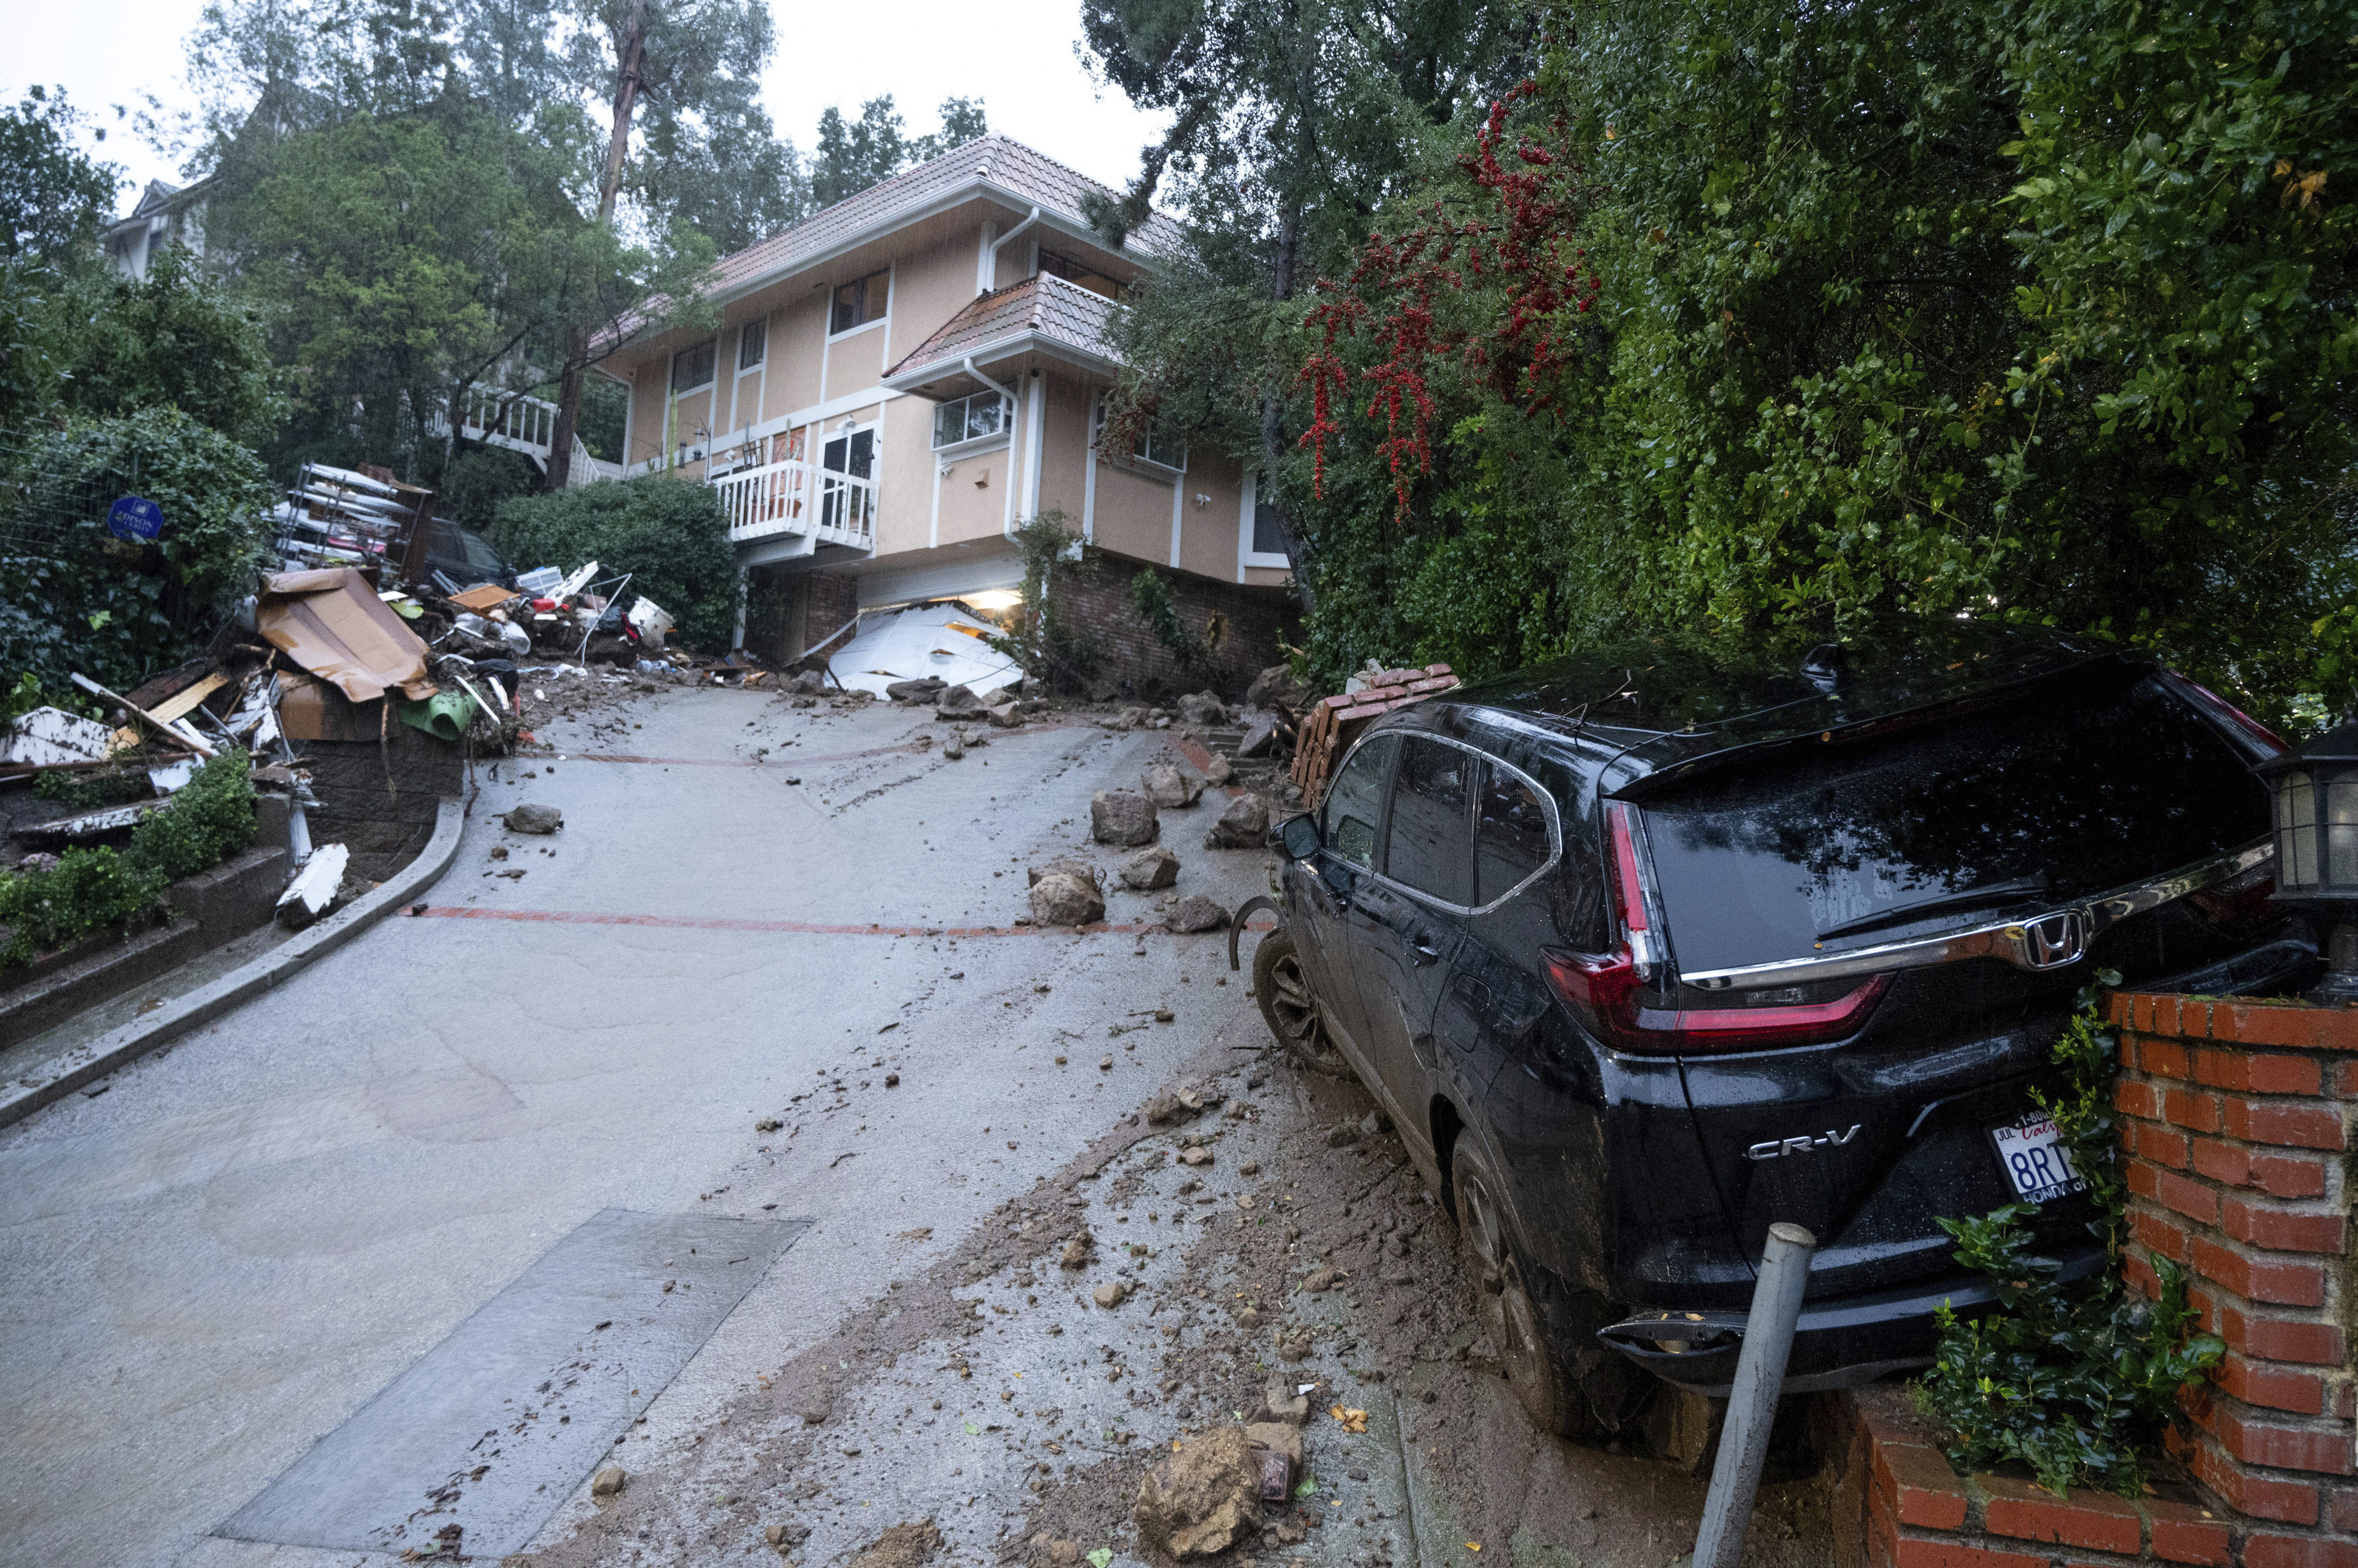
[1297, 81, 1602, 523]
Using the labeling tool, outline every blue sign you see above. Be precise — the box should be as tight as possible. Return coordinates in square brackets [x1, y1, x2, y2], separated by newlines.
[107, 495, 163, 541]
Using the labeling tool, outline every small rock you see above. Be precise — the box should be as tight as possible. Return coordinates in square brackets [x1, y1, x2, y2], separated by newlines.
[1030, 872, 1105, 927]
[986, 702, 1025, 729]
[1154, 1007, 1175, 1023]
[1134, 1425, 1260, 1558]
[944, 736, 966, 760]
[756, 1117, 782, 1132]
[1261, 1378, 1310, 1424]
[765, 1521, 811, 1550]
[1060, 1236, 1094, 1269]
[1100, 1056, 1115, 1071]
[1240, 1159, 1260, 1175]
[847, 1520, 943, 1568]
[1326, 1123, 1362, 1148]
[1119, 845, 1180, 890]
[1141, 763, 1204, 809]
[1028, 856, 1103, 891]
[1090, 789, 1160, 846]
[591, 1466, 626, 1497]
[1302, 1263, 1342, 1293]
[1203, 793, 1268, 849]
[1179, 1146, 1213, 1167]
[1237, 1307, 1262, 1330]
[884, 1073, 899, 1086]
[1094, 1280, 1129, 1308]
[885, 677, 947, 703]
[1167, 894, 1227, 933]
[503, 802, 563, 834]
[934, 684, 986, 720]
[488, 845, 509, 861]
[1204, 755, 1234, 786]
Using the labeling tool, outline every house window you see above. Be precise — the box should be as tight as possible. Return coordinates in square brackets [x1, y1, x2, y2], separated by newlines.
[829, 269, 891, 334]
[1037, 249, 1125, 301]
[1093, 398, 1185, 472]
[737, 319, 767, 370]
[1253, 500, 1287, 556]
[932, 391, 1011, 449]
[671, 340, 716, 394]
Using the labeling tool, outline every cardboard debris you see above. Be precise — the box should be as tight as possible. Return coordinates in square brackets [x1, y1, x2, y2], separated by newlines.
[275, 673, 383, 743]
[256, 568, 437, 703]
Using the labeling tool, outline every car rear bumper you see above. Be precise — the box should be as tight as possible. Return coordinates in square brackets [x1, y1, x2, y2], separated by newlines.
[1595, 1247, 2105, 1397]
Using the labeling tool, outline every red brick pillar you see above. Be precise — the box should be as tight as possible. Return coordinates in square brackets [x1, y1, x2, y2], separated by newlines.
[2114, 993, 2358, 1566]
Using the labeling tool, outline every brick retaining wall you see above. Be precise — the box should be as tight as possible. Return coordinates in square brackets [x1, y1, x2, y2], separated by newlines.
[1831, 991, 2357, 1568]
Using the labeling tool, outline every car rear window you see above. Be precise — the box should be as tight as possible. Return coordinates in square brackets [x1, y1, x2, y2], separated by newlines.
[1636, 667, 2271, 974]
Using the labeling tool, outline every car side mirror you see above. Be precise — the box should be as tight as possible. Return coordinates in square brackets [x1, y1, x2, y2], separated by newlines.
[1279, 812, 1322, 861]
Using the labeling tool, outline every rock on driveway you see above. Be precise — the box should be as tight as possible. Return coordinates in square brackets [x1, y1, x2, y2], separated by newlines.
[1029, 872, 1105, 927]
[1141, 763, 1204, 808]
[503, 803, 563, 834]
[1135, 1425, 1260, 1558]
[1203, 793, 1267, 849]
[1091, 789, 1160, 846]
[1167, 893, 1227, 933]
[1119, 845, 1179, 890]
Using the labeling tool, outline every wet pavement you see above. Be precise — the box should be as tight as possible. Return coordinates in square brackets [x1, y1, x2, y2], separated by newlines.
[0, 680, 1832, 1568]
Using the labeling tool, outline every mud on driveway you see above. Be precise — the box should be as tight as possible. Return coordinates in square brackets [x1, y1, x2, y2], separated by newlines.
[522, 957, 1832, 1568]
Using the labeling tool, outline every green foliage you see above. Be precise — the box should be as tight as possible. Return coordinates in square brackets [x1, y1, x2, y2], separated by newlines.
[54, 244, 289, 450]
[0, 85, 120, 261]
[437, 446, 541, 531]
[0, 749, 253, 966]
[1128, 566, 1217, 686]
[986, 511, 1099, 690]
[490, 475, 736, 648]
[0, 409, 277, 696]
[810, 96, 987, 209]
[1915, 973, 2226, 1495]
[34, 768, 156, 810]
[1216, 0, 2358, 710]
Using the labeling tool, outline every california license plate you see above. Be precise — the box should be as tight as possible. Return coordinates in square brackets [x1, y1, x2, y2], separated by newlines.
[1987, 1114, 2087, 1204]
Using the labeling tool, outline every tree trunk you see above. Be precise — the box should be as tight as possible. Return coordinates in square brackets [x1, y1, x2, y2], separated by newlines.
[1260, 195, 1315, 617]
[547, 1, 647, 490]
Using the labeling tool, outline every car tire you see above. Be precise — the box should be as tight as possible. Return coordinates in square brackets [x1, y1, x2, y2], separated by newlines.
[1452, 1141, 1649, 1440]
[1253, 930, 1351, 1078]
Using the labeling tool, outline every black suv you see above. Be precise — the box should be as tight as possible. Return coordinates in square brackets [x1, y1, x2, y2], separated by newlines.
[1250, 625, 2305, 1436]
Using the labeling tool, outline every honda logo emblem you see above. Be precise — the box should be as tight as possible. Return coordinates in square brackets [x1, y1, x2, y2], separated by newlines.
[2015, 911, 2088, 970]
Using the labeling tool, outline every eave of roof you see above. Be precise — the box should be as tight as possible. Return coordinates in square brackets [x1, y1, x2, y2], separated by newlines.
[881, 274, 1125, 393]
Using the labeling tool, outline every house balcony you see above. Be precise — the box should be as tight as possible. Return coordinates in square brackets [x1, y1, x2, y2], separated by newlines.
[710, 453, 877, 563]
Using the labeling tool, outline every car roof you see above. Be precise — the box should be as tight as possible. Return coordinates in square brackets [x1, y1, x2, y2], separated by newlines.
[1376, 622, 2133, 793]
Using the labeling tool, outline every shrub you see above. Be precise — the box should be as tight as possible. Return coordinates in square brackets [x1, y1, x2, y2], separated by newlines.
[0, 749, 256, 966]
[490, 476, 737, 650]
[1913, 972, 2225, 1495]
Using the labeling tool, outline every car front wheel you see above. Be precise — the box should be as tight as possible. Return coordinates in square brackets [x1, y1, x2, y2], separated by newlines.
[1253, 930, 1350, 1078]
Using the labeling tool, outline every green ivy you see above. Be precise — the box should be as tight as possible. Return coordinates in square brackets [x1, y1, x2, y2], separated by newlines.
[986, 512, 1100, 691]
[1128, 565, 1217, 687]
[1914, 970, 2225, 1496]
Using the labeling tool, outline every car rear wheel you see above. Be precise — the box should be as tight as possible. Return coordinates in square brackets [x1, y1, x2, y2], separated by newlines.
[1453, 1142, 1648, 1439]
[1253, 930, 1349, 1078]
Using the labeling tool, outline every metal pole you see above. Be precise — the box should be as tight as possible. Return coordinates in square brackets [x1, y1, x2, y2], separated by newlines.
[1693, 1221, 1818, 1568]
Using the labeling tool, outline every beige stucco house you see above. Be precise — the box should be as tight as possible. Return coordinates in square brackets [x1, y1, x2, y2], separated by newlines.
[595, 134, 1297, 678]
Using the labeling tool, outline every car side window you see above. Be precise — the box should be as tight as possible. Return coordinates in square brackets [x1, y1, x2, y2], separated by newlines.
[1385, 737, 1476, 905]
[1323, 734, 1398, 869]
[1476, 759, 1555, 904]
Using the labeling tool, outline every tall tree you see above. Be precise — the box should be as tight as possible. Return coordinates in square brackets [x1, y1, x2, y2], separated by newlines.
[0, 86, 123, 260]
[1082, 0, 1530, 612]
[809, 95, 988, 209]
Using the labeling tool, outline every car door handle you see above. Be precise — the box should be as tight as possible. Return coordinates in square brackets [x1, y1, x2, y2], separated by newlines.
[1410, 934, 1443, 966]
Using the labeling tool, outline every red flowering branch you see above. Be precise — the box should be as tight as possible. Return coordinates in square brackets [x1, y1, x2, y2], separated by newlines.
[1296, 81, 1602, 524]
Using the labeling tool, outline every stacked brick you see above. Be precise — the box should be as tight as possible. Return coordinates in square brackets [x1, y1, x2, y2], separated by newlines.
[2113, 993, 2357, 1566]
[1830, 993, 2356, 1568]
[1289, 666, 1460, 807]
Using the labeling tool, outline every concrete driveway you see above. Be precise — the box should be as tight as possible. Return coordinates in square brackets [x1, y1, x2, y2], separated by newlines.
[0, 683, 1829, 1568]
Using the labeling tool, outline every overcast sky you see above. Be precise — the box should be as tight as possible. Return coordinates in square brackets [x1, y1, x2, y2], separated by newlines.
[4, 0, 1173, 221]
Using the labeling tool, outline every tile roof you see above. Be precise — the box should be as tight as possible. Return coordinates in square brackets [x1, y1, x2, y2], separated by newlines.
[884, 274, 1125, 383]
[707, 134, 1183, 300]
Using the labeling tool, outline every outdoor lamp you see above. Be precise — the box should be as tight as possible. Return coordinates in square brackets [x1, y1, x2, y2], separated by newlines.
[2262, 716, 2358, 1006]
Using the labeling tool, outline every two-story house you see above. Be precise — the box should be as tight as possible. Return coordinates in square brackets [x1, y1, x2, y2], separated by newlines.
[597, 134, 1299, 689]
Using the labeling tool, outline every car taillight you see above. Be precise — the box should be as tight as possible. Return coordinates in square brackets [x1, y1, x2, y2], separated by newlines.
[2168, 673, 2287, 755]
[1541, 951, 1890, 1054]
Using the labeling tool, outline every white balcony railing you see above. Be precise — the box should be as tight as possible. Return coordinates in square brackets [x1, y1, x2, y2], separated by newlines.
[425, 386, 623, 486]
[712, 457, 876, 552]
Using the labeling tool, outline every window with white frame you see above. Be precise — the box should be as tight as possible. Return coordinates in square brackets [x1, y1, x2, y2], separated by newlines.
[932, 390, 1011, 449]
[1092, 399, 1185, 472]
[737, 319, 767, 370]
[1240, 473, 1290, 569]
[829, 269, 890, 334]
[671, 340, 716, 394]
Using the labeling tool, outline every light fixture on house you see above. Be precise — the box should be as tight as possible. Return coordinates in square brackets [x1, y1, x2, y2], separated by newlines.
[964, 589, 1023, 612]
[2262, 717, 2358, 1004]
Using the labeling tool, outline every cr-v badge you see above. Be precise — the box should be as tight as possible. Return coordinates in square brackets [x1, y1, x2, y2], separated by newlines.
[1746, 1125, 1862, 1160]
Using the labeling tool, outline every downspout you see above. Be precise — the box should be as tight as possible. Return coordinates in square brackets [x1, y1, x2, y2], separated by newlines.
[984, 206, 1040, 292]
[962, 354, 1024, 543]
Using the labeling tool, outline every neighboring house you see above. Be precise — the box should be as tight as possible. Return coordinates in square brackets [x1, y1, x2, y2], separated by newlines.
[597, 134, 1298, 688]
[102, 177, 215, 281]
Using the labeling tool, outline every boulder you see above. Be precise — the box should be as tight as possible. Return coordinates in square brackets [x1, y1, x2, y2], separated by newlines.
[934, 683, 986, 719]
[1246, 663, 1310, 711]
[784, 670, 827, 696]
[1141, 763, 1204, 809]
[1091, 790, 1160, 846]
[503, 803, 563, 834]
[1134, 1425, 1261, 1559]
[1168, 894, 1229, 934]
[1096, 706, 1145, 732]
[1119, 846, 1180, 890]
[1028, 856, 1102, 891]
[1029, 872, 1105, 928]
[985, 702, 1025, 729]
[1237, 713, 1280, 757]
[1204, 755, 1235, 786]
[1177, 690, 1229, 727]
[885, 676, 947, 703]
[1204, 793, 1269, 849]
